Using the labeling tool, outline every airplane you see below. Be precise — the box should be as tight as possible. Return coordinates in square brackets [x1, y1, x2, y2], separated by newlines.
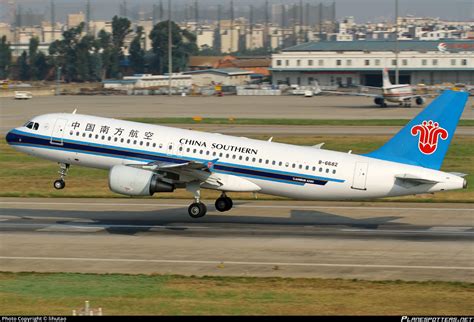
[320, 68, 430, 107]
[5, 90, 468, 218]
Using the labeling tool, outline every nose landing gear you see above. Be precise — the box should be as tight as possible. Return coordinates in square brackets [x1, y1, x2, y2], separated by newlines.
[53, 163, 69, 190]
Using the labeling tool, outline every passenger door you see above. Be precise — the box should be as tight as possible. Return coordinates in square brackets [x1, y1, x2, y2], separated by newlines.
[50, 118, 68, 145]
[351, 162, 368, 190]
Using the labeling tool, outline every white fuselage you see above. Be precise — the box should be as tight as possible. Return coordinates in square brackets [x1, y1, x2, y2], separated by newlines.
[6, 113, 465, 200]
[382, 84, 414, 103]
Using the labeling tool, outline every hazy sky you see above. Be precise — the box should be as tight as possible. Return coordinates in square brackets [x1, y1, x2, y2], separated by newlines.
[1, 0, 473, 23]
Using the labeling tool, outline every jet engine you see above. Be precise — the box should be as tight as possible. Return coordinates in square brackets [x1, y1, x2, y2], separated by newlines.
[415, 97, 426, 105]
[108, 165, 175, 196]
[374, 97, 384, 106]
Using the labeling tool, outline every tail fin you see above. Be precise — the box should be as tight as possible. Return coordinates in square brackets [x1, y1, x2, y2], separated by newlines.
[365, 90, 469, 170]
[382, 68, 392, 88]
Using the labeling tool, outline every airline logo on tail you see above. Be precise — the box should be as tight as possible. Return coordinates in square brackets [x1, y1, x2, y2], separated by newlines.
[411, 120, 448, 155]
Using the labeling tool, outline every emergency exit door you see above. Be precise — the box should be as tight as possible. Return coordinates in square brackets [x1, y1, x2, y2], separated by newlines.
[50, 118, 68, 145]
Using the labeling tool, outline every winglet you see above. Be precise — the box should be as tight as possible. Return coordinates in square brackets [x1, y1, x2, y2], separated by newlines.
[205, 158, 219, 171]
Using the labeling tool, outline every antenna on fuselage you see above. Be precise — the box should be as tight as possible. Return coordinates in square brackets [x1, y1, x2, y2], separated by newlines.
[268, 137, 273, 142]
[72, 108, 77, 114]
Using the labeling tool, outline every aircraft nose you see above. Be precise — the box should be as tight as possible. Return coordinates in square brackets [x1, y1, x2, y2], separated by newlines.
[5, 129, 18, 145]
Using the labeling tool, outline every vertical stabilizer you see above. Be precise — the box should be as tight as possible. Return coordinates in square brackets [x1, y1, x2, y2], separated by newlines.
[382, 68, 392, 88]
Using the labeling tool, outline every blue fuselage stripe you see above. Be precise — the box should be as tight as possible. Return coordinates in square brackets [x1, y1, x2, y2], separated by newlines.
[7, 129, 346, 187]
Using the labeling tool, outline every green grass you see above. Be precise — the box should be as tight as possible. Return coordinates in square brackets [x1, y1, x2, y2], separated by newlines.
[125, 117, 474, 127]
[0, 272, 472, 315]
[1, 135, 472, 202]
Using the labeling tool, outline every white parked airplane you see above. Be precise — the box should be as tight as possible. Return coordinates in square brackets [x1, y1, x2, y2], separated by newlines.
[322, 68, 430, 107]
[6, 90, 468, 218]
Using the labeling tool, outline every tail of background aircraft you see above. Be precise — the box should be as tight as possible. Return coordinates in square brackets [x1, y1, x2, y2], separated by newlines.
[365, 90, 469, 170]
[382, 68, 392, 88]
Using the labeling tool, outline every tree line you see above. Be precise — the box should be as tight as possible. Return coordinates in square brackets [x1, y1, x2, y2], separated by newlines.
[0, 16, 199, 82]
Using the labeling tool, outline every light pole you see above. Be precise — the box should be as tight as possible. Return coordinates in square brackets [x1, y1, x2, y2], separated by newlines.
[55, 66, 62, 96]
[395, 0, 399, 84]
[168, 0, 172, 96]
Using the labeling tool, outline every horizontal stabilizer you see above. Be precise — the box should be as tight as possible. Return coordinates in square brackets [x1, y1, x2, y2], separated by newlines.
[449, 172, 467, 178]
[395, 174, 439, 185]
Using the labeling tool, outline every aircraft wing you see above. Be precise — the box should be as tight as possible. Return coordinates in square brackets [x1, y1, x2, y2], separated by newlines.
[322, 90, 380, 98]
[127, 159, 261, 192]
[128, 159, 217, 172]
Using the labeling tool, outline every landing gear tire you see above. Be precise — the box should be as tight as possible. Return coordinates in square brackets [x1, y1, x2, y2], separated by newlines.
[188, 202, 207, 218]
[53, 179, 66, 190]
[215, 197, 233, 212]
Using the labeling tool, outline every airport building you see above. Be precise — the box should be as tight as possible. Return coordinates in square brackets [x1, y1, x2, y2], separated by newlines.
[270, 40, 474, 87]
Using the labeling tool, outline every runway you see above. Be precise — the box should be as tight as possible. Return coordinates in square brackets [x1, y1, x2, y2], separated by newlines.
[1, 198, 472, 282]
[1, 95, 473, 134]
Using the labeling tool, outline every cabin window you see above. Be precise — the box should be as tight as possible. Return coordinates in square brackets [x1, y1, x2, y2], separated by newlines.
[285, 162, 289, 167]
[179, 147, 183, 151]
[186, 148, 190, 152]
[159, 144, 163, 149]
[213, 152, 217, 156]
[133, 140, 137, 145]
[326, 168, 329, 173]
[259, 158, 263, 163]
[206, 151, 210, 155]
[76, 132, 80, 136]
[108, 137, 112, 141]
[265, 160, 269, 164]
[120, 138, 124, 143]
[225, 153, 229, 158]
[127, 139, 130, 144]
[89, 133, 93, 138]
[219, 153, 223, 157]
[152, 143, 156, 147]
[272, 161, 276, 165]
[252, 158, 256, 162]
[239, 156, 243, 160]
[299, 164, 303, 169]
[319, 167, 323, 172]
[246, 157, 249, 161]
[279, 162, 283, 166]
[115, 138, 119, 142]
[312, 166, 316, 171]
[292, 163, 296, 168]
[232, 155, 236, 159]
[200, 150, 204, 154]
[82, 133, 86, 137]
[332, 169, 336, 174]
[95, 135, 99, 139]
[139, 141, 143, 146]
[305, 165, 309, 170]
[70, 131, 74, 135]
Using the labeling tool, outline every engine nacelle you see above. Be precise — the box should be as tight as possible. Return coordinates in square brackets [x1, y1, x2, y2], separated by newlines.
[374, 97, 384, 106]
[415, 97, 426, 105]
[108, 165, 175, 196]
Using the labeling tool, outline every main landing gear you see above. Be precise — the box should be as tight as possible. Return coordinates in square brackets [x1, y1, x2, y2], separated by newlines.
[53, 163, 69, 190]
[186, 182, 233, 218]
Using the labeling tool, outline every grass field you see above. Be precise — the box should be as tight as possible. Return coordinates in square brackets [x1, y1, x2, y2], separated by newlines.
[126, 117, 474, 127]
[1, 135, 472, 202]
[0, 272, 472, 315]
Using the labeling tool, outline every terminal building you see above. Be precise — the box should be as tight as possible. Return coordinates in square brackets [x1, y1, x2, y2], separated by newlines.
[270, 40, 474, 87]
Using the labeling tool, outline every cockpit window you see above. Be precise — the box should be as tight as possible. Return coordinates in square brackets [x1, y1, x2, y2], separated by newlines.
[24, 121, 39, 130]
[33, 123, 39, 130]
[25, 122, 34, 129]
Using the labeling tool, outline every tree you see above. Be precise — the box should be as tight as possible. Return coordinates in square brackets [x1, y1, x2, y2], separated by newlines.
[110, 15, 131, 78]
[18, 51, 30, 80]
[0, 36, 12, 79]
[49, 23, 85, 82]
[129, 26, 145, 74]
[28, 37, 39, 80]
[97, 29, 112, 79]
[34, 52, 49, 80]
[149, 20, 198, 74]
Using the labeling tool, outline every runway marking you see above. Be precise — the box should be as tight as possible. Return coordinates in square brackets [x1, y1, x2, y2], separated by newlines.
[1, 202, 472, 212]
[342, 228, 474, 235]
[38, 225, 105, 233]
[0, 222, 211, 230]
[429, 226, 472, 232]
[1, 256, 472, 271]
